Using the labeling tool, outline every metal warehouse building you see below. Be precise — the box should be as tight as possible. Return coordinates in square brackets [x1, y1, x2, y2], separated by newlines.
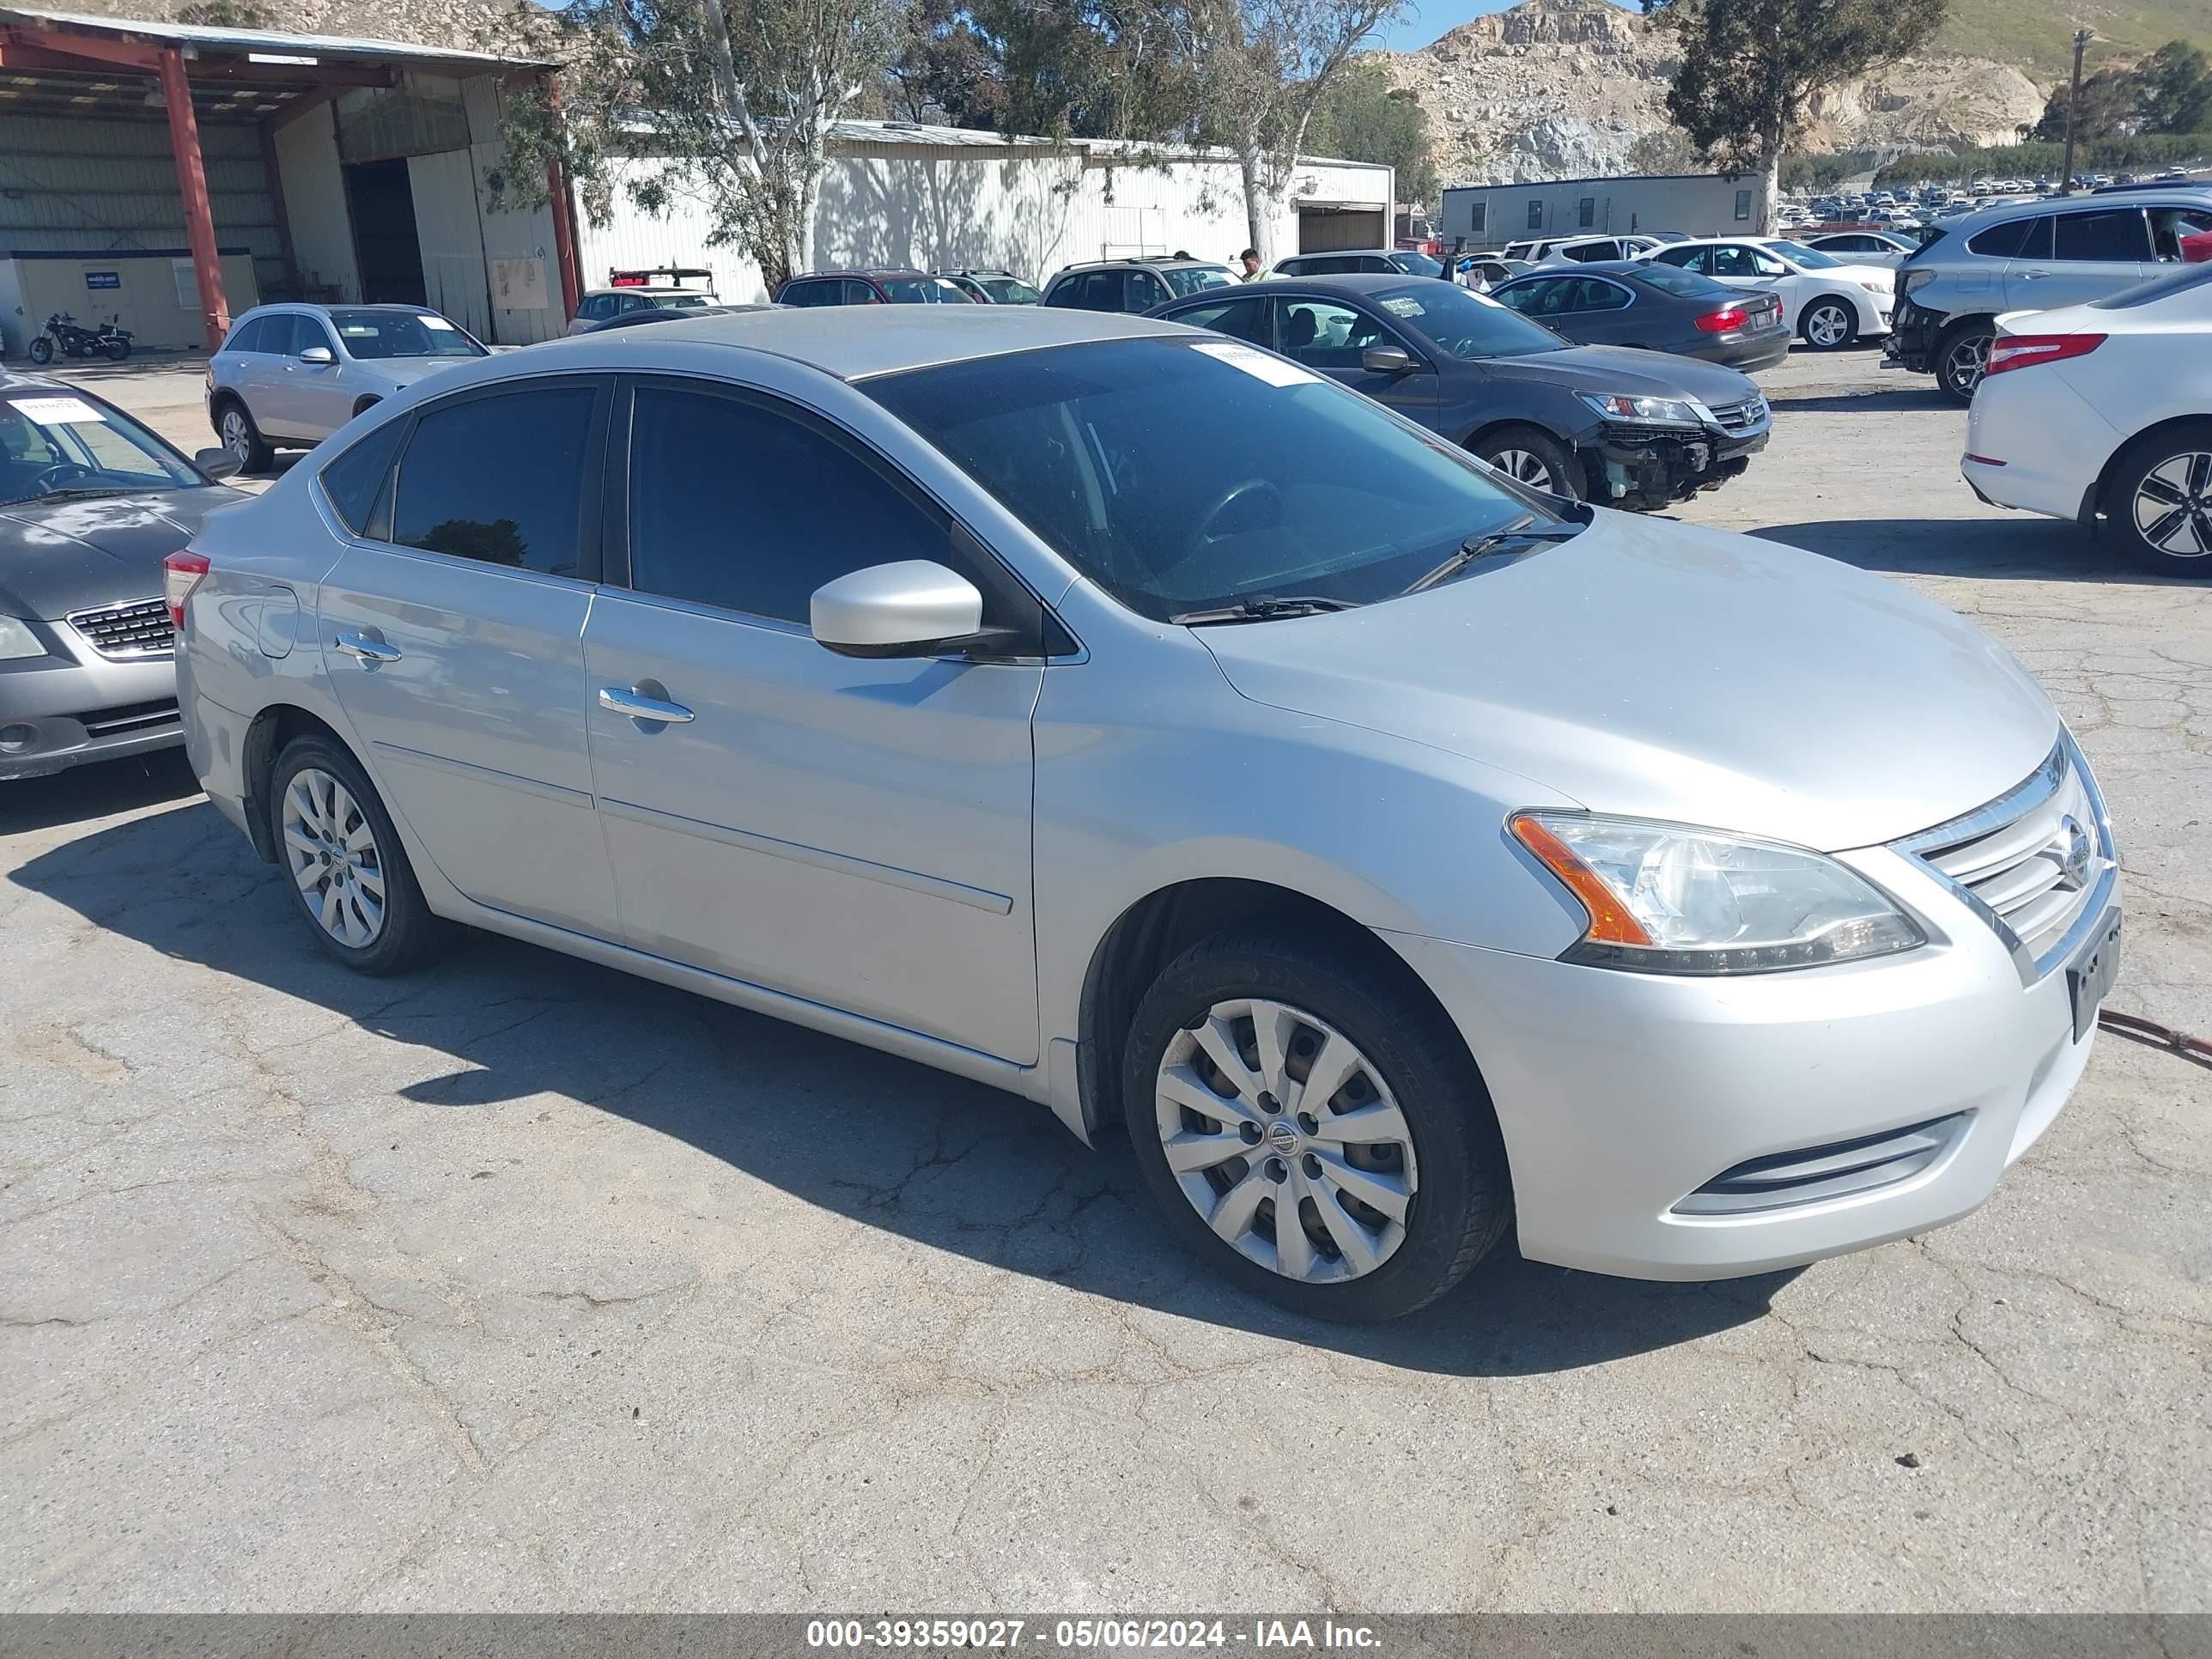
[582, 125, 1395, 306]
[0, 5, 578, 355]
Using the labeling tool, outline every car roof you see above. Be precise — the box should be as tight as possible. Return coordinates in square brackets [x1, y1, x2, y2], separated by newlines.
[1055, 258, 1231, 274]
[787, 270, 936, 282]
[243, 301, 434, 313]
[1503, 260, 1666, 280]
[1282, 249, 1407, 258]
[1212, 271, 1444, 297]
[505, 303, 1185, 381]
[1942, 188, 2212, 233]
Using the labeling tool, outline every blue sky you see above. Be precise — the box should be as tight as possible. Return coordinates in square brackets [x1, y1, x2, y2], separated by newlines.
[1375, 0, 1637, 54]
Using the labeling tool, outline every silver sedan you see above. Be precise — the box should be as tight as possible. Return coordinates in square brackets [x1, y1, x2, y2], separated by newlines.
[172, 307, 2119, 1321]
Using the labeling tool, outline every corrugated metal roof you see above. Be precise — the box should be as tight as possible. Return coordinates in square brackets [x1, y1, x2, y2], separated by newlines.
[818, 119, 1387, 174]
[0, 5, 551, 69]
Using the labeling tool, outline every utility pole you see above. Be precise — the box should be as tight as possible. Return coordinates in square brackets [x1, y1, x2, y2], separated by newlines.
[2058, 27, 2089, 194]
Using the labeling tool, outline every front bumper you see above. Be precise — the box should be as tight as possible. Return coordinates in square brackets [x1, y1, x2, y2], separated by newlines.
[1586, 418, 1769, 509]
[0, 620, 181, 780]
[1384, 845, 2113, 1280]
[1885, 298, 1942, 372]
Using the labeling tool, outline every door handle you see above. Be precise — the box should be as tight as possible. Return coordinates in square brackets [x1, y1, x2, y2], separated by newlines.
[599, 685, 695, 724]
[333, 630, 401, 664]
[2021, 269, 2049, 280]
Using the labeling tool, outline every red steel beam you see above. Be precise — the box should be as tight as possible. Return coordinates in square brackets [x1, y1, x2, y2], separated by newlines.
[0, 24, 163, 69]
[541, 74, 582, 323]
[159, 45, 232, 350]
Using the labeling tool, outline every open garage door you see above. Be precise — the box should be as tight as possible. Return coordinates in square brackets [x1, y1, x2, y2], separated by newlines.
[1297, 206, 1387, 252]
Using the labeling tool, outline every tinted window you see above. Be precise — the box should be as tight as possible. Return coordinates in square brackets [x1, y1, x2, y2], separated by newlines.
[1967, 217, 2038, 258]
[1563, 240, 1614, 262]
[865, 337, 1553, 623]
[1277, 299, 1388, 368]
[392, 387, 595, 575]
[2054, 210, 2151, 262]
[879, 276, 970, 303]
[842, 282, 882, 305]
[1168, 296, 1272, 346]
[579, 295, 616, 320]
[1573, 277, 1631, 310]
[1651, 246, 1706, 272]
[319, 418, 407, 537]
[779, 282, 829, 307]
[223, 316, 270, 353]
[628, 386, 945, 624]
[1630, 264, 1734, 300]
[1492, 277, 1571, 316]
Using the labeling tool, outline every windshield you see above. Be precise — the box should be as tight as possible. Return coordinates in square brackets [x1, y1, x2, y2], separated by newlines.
[1629, 263, 1736, 300]
[879, 276, 973, 303]
[0, 389, 201, 506]
[331, 309, 487, 359]
[863, 337, 1559, 622]
[1387, 250, 1446, 276]
[980, 276, 1042, 303]
[1364, 280, 1564, 360]
[1162, 265, 1237, 296]
[1767, 240, 1844, 269]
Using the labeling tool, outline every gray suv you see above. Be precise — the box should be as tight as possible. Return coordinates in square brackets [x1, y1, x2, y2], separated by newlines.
[207, 304, 489, 471]
[1887, 190, 2212, 402]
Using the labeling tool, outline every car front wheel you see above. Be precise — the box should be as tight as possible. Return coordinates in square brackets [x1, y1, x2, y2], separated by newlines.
[217, 400, 275, 473]
[1800, 297, 1858, 350]
[1471, 425, 1580, 500]
[2101, 422, 2212, 577]
[267, 735, 448, 974]
[1121, 931, 1512, 1322]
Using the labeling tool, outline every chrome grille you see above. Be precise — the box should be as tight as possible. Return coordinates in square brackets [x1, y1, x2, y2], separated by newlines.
[1894, 736, 2114, 978]
[68, 597, 173, 659]
[1705, 395, 1769, 434]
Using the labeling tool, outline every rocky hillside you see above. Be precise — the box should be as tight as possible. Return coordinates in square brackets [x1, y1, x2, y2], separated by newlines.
[53, 0, 520, 56]
[1382, 0, 2045, 187]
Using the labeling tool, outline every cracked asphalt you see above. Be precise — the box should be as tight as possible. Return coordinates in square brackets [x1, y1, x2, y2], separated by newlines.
[3, 349, 2208, 1613]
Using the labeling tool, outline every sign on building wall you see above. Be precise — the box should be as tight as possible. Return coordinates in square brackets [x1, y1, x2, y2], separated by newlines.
[491, 256, 548, 311]
[83, 270, 120, 290]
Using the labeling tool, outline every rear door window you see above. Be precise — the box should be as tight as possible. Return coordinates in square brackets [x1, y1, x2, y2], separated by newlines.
[1967, 217, 2041, 258]
[391, 385, 601, 577]
[2053, 209, 2152, 262]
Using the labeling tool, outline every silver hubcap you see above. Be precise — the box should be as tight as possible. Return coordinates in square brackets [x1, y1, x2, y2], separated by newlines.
[222, 410, 252, 459]
[2134, 452, 2212, 557]
[282, 769, 386, 947]
[1807, 304, 1849, 346]
[1490, 448, 1553, 489]
[1945, 336, 1988, 393]
[1155, 998, 1417, 1284]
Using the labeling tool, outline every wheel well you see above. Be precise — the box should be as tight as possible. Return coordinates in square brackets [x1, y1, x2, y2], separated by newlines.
[239, 704, 349, 863]
[1074, 878, 1468, 1140]
[1464, 420, 1589, 495]
[2093, 415, 2212, 521]
[1937, 313, 1996, 342]
[1806, 292, 1856, 319]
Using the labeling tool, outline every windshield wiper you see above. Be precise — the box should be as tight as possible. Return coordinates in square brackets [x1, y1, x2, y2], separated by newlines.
[1169, 594, 1357, 625]
[21, 486, 137, 504]
[1401, 515, 1582, 595]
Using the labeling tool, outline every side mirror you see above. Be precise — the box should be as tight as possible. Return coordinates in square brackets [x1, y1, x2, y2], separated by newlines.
[1362, 344, 1417, 374]
[299, 345, 335, 366]
[811, 561, 997, 659]
[193, 447, 241, 481]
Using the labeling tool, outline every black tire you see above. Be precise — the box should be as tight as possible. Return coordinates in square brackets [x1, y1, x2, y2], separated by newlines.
[1935, 319, 1993, 405]
[1470, 424, 1582, 501]
[215, 397, 275, 473]
[266, 734, 450, 975]
[103, 337, 129, 362]
[1121, 930, 1512, 1322]
[2098, 421, 2212, 578]
[1799, 295, 1858, 351]
[27, 337, 52, 366]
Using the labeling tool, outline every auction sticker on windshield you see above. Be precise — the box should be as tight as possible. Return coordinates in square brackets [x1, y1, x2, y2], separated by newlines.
[9, 397, 107, 425]
[1189, 341, 1320, 387]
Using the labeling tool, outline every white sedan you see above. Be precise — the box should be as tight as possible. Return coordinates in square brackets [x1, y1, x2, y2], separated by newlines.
[1643, 236, 1895, 350]
[1962, 261, 2212, 576]
[1804, 229, 1920, 269]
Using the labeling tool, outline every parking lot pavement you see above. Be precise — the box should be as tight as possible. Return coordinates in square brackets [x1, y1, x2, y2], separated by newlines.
[4, 348, 2209, 1614]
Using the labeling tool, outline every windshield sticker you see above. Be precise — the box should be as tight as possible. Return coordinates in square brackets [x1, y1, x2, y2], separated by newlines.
[340, 325, 380, 336]
[1189, 341, 1321, 387]
[421, 315, 458, 330]
[1378, 296, 1424, 318]
[9, 396, 107, 425]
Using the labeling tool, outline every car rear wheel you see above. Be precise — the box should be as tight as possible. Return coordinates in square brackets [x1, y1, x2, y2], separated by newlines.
[2100, 422, 2212, 577]
[1936, 320, 1992, 404]
[1471, 425, 1579, 500]
[1121, 931, 1512, 1322]
[267, 735, 448, 974]
[1800, 297, 1858, 350]
[217, 401, 275, 473]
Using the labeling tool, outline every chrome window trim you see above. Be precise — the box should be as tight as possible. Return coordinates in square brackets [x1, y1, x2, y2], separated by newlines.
[1891, 731, 2118, 987]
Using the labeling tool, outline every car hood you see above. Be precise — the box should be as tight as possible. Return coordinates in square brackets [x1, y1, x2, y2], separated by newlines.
[353, 356, 477, 391]
[0, 487, 243, 619]
[1194, 511, 2057, 851]
[1484, 344, 1759, 408]
[1814, 262, 1893, 290]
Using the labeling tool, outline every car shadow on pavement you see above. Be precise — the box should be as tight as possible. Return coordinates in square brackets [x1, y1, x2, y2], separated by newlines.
[0, 750, 201, 835]
[9, 776, 1794, 1376]
[1752, 515, 2194, 584]
[1759, 387, 1942, 415]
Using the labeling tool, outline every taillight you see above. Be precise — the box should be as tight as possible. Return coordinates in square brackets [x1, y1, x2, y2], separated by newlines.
[1695, 306, 1748, 333]
[1984, 332, 2106, 377]
[163, 550, 210, 629]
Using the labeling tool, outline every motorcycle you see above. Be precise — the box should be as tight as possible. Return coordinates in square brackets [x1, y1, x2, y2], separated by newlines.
[27, 312, 131, 365]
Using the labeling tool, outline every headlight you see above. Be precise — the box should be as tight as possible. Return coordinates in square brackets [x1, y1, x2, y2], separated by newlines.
[1510, 812, 1925, 975]
[0, 617, 47, 662]
[1863, 274, 1893, 295]
[1577, 392, 1701, 427]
